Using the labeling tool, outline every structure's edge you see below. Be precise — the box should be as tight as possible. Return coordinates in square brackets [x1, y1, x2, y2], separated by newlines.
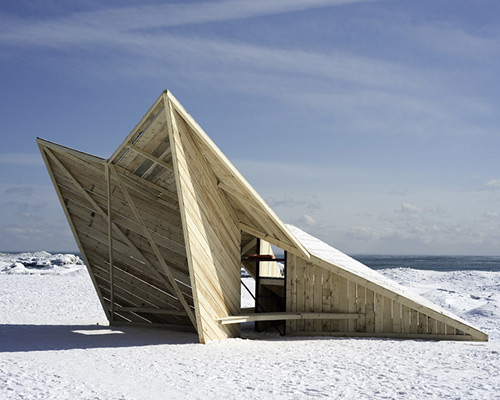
[37, 143, 110, 321]
[288, 331, 485, 342]
[37, 137, 106, 164]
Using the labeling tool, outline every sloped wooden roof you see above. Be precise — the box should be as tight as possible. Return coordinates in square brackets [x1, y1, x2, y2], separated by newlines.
[287, 225, 488, 341]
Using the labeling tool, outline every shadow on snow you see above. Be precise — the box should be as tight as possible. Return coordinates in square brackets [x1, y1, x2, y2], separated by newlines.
[0, 324, 198, 353]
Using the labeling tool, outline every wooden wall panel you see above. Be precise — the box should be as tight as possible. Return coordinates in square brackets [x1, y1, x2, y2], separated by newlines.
[169, 102, 241, 343]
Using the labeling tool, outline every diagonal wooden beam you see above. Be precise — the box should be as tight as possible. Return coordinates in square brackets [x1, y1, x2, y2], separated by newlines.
[113, 163, 178, 203]
[127, 145, 174, 172]
[241, 237, 258, 256]
[106, 163, 115, 321]
[109, 92, 166, 164]
[44, 148, 188, 305]
[239, 222, 305, 257]
[109, 163, 197, 328]
[142, 147, 172, 180]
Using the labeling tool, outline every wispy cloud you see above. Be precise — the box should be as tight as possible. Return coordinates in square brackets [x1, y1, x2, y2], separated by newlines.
[4, 186, 35, 196]
[0, 0, 376, 47]
[0, 154, 43, 166]
[265, 195, 321, 211]
[486, 179, 500, 188]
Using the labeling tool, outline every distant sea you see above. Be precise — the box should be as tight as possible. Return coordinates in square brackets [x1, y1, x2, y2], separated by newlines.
[353, 255, 500, 272]
[5, 252, 500, 272]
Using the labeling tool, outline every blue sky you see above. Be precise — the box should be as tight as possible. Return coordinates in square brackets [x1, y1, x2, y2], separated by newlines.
[1, 0, 499, 255]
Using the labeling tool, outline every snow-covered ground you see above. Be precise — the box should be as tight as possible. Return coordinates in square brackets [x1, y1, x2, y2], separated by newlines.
[1, 253, 499, 399]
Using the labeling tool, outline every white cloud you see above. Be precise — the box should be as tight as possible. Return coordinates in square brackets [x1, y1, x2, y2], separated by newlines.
[486, 179, 500, 188]
[290, 214, 317, 229]
[400, 203, 422, 214]
[265, 195, 321, 211]
[4, 186, 35, 196]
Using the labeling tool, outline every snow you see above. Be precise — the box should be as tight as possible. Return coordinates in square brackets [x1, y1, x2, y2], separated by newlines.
[0, 252, 84, 275]
[1, 252, 500, 399]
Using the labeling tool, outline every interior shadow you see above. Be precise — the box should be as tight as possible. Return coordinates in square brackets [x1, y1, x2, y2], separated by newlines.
[0, 324, 198, 353]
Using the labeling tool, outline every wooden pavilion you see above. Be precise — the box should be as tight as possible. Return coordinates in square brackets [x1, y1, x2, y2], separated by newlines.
[37, 90, 488, 343]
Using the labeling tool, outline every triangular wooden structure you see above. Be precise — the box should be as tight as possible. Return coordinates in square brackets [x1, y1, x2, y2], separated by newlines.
[37, 90, 488, 343]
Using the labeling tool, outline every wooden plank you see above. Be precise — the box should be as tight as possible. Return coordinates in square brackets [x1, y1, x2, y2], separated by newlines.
[402, 305, 410, 334]
[106, 163, 115, 321]
[288, 254, 297, 332]
[356, 284, 366, 332]
[338, 276, 348, 332]
[393, 301, 402, 334]
[331, 273, 340, 332]
[322, 269, 333, 332]
[365, 289, 375, 333]
[304, 261, 314, 331]
[110, 164, 197, 327]
[313, 265, 323, 332]
[288, 332, 479, 341]
[383, 296, 393, 333]
[116, 307, 187, 316]
[295, 257, 305, 332]
[128, 145, 174, 172]
[217, 312, 364, 324]
[418, 313, 427, 334]
[428, 317, 437, 334]
[347, 280, 356, 332]
[410, 309, 418, 334]
[374, 292, 384, 333]
[38, 138, 106, 165]
[241, 237, 258, 256]
[436, 320, 446, 335]
[142, 146, 172, 180]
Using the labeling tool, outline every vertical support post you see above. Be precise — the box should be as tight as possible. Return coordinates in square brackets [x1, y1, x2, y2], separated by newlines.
[105, 163, 115, 322]
[254, 238, 261, 314]
[283, 250, 288, 335]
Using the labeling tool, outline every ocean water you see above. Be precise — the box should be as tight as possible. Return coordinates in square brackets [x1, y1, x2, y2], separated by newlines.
[5, 252, 500, 273]
[353, 254, 500, 272]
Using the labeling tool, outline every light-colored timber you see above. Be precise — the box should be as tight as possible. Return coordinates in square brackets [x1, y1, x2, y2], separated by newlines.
[217, 312, 364, 325]
[38, 89, 489, 343]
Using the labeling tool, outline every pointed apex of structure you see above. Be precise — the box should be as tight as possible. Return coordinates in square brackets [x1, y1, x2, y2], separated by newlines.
[38, 90, 488, 343]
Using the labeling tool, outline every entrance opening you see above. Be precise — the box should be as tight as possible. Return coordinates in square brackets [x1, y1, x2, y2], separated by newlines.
[240, 232, 286, 335]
